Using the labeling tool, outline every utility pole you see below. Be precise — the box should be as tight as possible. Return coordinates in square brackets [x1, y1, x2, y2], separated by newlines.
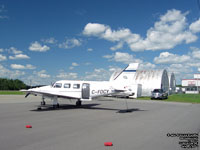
[194, 74, 200, 94]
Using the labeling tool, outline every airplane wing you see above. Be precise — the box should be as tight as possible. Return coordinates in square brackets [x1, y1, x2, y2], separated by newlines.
[21, 89, 80, 99]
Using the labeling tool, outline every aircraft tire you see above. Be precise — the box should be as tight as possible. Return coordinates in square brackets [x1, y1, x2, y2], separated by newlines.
[41, 101, 46, 105]
[52, 103, 59, 109]
[76, 100, 82, 106]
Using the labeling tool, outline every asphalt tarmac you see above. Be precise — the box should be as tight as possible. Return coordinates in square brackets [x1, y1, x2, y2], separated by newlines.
[0, 95, 199, 150]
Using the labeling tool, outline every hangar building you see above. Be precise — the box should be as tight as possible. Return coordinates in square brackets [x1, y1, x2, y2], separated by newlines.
[110, 63, 172, 97]
[132, 70, 169, 96]
[182, 74, 200, 94]
[168, 73, 176, 94]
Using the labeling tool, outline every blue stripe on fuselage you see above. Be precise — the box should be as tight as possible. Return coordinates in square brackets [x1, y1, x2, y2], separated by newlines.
[123, 70, 136, 72]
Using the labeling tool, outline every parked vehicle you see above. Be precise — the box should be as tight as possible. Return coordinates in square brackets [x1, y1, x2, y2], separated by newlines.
[151, 89, 168, 100]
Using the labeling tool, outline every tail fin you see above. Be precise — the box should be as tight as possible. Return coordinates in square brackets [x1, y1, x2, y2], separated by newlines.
[110, 63, 139, 81]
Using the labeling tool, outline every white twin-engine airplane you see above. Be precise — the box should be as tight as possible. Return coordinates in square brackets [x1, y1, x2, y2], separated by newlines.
[22, 63, 138, 109]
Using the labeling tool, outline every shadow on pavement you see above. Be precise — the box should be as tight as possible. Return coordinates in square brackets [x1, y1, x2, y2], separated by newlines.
[30, 103, 147, 113]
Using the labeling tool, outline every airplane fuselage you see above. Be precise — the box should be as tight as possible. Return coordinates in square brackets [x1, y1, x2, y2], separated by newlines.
[53, 80, 114, 100]
[22, 63, 139, 108]
[28, 80, 116, 101]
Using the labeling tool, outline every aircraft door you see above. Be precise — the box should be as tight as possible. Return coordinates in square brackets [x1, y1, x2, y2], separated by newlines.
[82, 83, 90, 99]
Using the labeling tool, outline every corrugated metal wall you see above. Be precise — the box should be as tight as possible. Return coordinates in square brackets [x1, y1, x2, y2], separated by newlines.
[168, 73, 176, 94]
[110, 68, 171, 97]
[133, 70, 169, 96]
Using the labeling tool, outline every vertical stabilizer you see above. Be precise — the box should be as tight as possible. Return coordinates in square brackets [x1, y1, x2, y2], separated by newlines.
[111, 63, 139, 81]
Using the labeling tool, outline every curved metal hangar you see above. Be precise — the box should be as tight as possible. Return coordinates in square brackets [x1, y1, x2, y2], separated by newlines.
[133, 70, 169, 96]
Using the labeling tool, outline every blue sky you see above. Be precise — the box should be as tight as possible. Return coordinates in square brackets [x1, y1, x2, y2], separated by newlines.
[0, 0, 200, 85]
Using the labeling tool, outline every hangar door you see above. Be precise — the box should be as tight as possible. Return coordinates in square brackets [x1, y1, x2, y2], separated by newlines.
[82, 83, 90, 99]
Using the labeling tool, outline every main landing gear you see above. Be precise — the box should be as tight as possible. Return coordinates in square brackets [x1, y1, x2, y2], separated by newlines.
[52, 96, 59, 109]
[41, 97, 46, 106]
[37, 96, 60, 110]
[76, 100, 82, 106]
[37, 97, 46, 110]
[52, 103, 60, 109]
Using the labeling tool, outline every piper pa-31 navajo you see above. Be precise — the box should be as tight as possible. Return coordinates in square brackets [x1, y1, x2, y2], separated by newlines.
[22, 63, 139, 109]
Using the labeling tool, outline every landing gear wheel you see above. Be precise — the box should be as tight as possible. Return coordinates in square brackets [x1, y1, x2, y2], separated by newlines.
[53, 103, 59, 109]
[41, 101, 46, 105]
[76, 100, 82, 106]
[57, 103, 60, 108]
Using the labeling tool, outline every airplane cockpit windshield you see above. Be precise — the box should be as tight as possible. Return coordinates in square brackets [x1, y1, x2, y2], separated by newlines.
[53, 83, 62, 88]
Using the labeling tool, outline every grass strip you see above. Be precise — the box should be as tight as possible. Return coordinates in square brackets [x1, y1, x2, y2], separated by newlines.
[0, 91, 25, 95]
[137, 94, 200, 103]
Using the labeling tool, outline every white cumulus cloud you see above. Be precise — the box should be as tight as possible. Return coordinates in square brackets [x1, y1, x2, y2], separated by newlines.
[11, 64, 25, 69]
[58, 38, 82, 49]
[110, 42, 124, 51]
[11, 64, 36, 70]
[190, 47, 200, 59]
[128, 9, 198, 51]
[189, 18, 200, 33]
[72, 62, 79, 66]
[56, 71, 78, 79]
[69, 62, 79, 70]
[103, 52, 142, 64]
[83, 9, 199, 51]
[9, 54, 30, 60]
[83, 23, 109, 36]
[34, 70, 50, 78]
[87, 48, 93, 52]
[138, 62, 156, 70]
[41, 37, 57, 44]
[151, 47, 200, 83]
[29, 41, 50, 52]
[9, 47, 22, 54]
[168, 64, 191, 74]
[0, 64, 25, 78]
[0, 54, 7, 61]
[83, 68, 111, 81]
[154, 52, 190, 64]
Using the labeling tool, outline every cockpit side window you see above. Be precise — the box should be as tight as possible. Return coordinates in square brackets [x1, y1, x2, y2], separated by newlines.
[64, 83, 71, 88]
[53, 83, 62, 88]
[73, 84, 80, 89]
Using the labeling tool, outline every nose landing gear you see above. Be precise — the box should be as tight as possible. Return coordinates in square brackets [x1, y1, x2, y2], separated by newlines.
[76, 100, 82, 106]
[37, 96, 60, 110]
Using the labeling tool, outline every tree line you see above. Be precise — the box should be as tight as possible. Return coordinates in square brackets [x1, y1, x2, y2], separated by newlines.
[0, 78, 29, 90]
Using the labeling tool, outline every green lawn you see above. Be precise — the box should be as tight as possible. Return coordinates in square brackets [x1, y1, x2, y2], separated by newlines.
[137, 94, 200, 103]
[0, 91, 25, 95]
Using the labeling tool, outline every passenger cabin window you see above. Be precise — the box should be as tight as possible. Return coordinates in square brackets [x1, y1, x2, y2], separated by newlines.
[64, 83, 71, 88]
[54, 83, 62, 88]
[73, 84, 80, 89]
